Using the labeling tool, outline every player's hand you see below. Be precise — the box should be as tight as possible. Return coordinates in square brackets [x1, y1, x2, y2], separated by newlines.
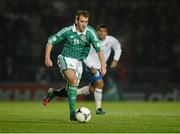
[110, 60, 118, 69]
[100, 66, 106, 76]
[45, 58, 53, 67]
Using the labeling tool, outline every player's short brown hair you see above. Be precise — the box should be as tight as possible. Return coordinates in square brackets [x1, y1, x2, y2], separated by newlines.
[97, 24, 108, 31]
[76, 10, 89, 20]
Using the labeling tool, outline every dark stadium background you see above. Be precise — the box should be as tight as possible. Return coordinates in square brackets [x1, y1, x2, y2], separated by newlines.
[0, 0, 180, 101]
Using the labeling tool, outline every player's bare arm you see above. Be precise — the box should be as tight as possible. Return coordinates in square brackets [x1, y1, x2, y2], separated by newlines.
[45, 43, 53, 67]
[97, 51, 106, 76]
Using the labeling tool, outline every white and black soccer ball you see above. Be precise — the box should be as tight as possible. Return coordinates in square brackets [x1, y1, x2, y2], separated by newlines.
[76, 107, 92, 123]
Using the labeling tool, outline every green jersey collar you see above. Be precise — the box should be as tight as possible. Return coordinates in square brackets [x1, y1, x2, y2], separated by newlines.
[72, 24, 87, 35]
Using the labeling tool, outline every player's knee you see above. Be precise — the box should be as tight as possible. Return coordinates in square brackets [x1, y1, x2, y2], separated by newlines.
[95, 80, 104, 89]
[89, 86, 95, 94]
[69, 78, 78, 86]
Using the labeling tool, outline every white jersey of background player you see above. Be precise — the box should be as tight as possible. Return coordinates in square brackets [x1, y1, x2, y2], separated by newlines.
[78, 24, 122, 114]
[84, 35, 121, 69]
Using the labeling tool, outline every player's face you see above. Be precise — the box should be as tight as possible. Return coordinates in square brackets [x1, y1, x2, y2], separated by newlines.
[97, 28, 108, 40]
[76, 16, 89, 32]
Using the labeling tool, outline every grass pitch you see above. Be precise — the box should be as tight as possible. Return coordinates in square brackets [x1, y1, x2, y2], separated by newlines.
[0, 101, 179, 133]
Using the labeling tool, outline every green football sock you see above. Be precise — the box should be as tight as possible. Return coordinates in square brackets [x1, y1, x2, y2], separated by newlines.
[67, 85, 77, 113]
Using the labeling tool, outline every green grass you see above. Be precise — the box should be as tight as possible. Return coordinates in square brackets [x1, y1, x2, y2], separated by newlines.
[0, 101, 180, 133]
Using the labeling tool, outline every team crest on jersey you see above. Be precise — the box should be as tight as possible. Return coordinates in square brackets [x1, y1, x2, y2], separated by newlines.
[52, 36, 57, 41]
[80, 35, 86, 41]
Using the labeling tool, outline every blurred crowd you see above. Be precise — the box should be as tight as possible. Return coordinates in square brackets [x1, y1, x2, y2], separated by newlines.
[0, 0, 179, 86]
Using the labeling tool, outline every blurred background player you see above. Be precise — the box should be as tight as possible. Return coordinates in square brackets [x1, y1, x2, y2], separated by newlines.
[43, 10, 106, 121]
[43, 24, 121, 115]
[79, 24, 122, 114]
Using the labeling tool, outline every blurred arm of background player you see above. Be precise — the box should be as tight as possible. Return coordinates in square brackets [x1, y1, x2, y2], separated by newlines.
[97, 51, 106, 76]
[110, 36, 122, 69]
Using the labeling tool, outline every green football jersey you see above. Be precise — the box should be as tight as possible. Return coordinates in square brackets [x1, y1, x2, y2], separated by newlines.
[48, 24, 101, 61]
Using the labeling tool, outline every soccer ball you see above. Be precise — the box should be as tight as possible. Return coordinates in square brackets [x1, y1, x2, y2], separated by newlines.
[76, 107, 91, 123]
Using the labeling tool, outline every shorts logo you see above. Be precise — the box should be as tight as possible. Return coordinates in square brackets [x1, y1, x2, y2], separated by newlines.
[69, 63, 73, 67]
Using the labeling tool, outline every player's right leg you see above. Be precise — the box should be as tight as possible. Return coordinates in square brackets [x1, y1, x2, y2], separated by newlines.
[57, 55, 83, 121]
[63, 69, 78, 121]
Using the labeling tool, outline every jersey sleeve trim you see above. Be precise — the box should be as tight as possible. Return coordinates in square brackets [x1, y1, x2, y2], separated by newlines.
[57, 26, 72, 37]
[48, 26, 72, 45]
[87, 27, 101, 52]
[87, 27, 99, 41]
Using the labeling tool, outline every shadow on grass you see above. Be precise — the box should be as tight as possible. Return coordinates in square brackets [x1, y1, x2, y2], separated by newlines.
[0, 118, 67, 124]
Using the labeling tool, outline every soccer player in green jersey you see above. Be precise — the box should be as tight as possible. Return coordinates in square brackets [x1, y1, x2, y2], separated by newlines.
[43, 10, 106, 121]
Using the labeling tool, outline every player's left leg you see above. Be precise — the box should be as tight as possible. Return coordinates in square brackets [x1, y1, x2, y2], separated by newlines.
[42, 70, 77, 118]
[43, 86, 67, 106]
[93, 79, 106, 115]
[90, 67, 106, 114]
